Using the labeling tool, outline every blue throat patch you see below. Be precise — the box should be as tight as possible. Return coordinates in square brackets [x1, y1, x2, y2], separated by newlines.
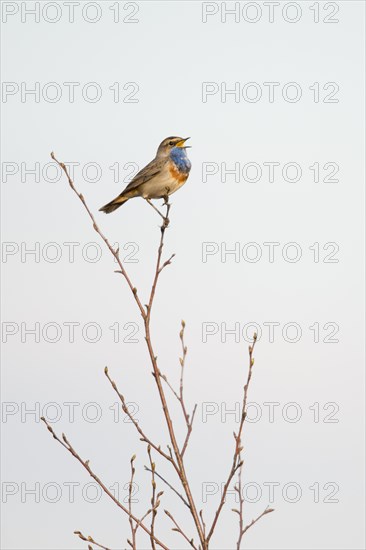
[170, 147, 191, 174]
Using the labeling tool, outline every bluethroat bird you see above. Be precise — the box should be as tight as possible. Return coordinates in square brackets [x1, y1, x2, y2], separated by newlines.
[99, 136, 191, 213]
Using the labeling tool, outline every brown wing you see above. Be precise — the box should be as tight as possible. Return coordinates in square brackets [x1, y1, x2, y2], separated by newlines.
[121, 157, 165, 194]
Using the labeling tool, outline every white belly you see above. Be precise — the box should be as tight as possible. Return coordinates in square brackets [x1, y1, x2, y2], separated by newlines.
[139, 165, 187, 199]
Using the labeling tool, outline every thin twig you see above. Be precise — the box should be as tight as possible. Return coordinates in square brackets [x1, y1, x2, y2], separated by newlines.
[199, 510, 206, 539]
[160, 373, 180, 401]
[160, 321, 197, 457]
[206, 334, 260, 544]
[104, 367, 177, 469]
[164, 510, 198, 550]
[234, 467, 274, 548]
[144, 466, 190, 508]
[51, 153, 146, 320]
[128, 455, 137, 550]
[41, 417, 169, 550]
[234, 335, 275, 548]
[74, 530, 110, 550]
[179, 321, 197, 457]
[133, 508, 152, 539]
[147, 445, 161, 550]
[158, 253, 176, 273]
[241, 506, 274, 537]
[141, 200, 206, 548]
[233, 465, 244, 549]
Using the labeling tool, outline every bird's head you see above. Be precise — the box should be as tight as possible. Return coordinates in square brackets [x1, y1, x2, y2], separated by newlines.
[156, 136, 191, 157]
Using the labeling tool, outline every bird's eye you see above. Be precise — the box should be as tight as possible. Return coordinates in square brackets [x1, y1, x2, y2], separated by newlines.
[169, 141, 174, 146]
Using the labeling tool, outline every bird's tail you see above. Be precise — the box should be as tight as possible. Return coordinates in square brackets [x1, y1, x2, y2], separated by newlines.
[99, 192, 132, 214]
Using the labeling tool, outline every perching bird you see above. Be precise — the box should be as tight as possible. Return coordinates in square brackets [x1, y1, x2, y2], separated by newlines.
[99, 136, 191, 213]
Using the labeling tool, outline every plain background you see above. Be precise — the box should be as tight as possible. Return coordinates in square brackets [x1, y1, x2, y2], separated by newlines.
[1, 1, 365, 549]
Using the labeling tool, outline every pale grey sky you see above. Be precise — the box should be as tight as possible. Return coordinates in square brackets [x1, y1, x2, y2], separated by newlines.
[1, 2, 365, 549]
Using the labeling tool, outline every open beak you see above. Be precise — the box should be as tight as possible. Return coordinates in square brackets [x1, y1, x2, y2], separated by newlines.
[177, 137, 191, 148]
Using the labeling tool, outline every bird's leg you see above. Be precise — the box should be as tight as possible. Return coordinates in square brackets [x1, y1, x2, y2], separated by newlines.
[145, 199, 165, 221]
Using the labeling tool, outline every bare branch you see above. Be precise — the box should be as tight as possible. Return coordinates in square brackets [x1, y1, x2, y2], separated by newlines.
[147, 446, 159, 550]
[199, 510, 206, 539]
[159, 321, 197, 457]
[41, 417, 169, 550]
[141, 200, 206, 547]
[144, 466, 190, 508]
[158, 253, 176, 273]
[206, 333, 259, 544]
[128, 455, 137, 550]
[179, 321, 197, 457]
[51, 155, 205, 548]
[160, 373, 180, 401]
[241, 506, 275, 537]
[74, 530, 110, 550]
[164, 510, 198, 550]
[104, 367, 177, 469]
[49, 153, 270, 550]
[50, 152, 146, 321]
[234, 464, 245, 549]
